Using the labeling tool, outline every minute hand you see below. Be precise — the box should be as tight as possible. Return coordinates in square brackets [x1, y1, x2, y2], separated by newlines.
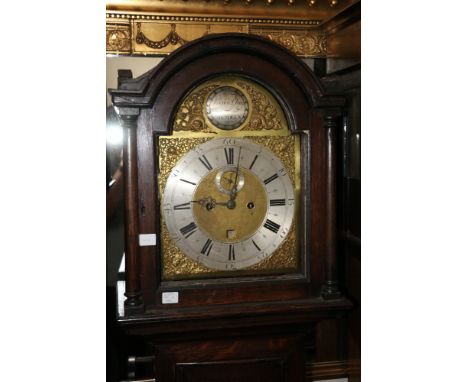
[230, 147, 242, 200]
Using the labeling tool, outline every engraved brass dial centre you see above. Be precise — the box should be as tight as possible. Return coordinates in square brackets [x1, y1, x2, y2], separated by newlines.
[192, 168, 267, 243]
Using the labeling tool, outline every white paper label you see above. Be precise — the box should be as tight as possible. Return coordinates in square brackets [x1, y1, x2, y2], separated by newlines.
[139, 233, 157, 246]
[162, 292, 179, 304]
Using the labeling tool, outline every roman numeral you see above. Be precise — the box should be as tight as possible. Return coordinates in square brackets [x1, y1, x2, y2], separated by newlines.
[180, 179, 196, 186]
[180, 222, 197, 238]
[264, 173, 279, 185]
[174, 202, 191, 210]
[249, 155, 258, 170]
[263, 219, 280, 234]
[201, 238, 213, 256]
[228, 244, 235, 261]
[198, 155, 212, 171]
[252, 240, 261, 252]
[224, 147, 234, 165]
[270, 199, 286, 206]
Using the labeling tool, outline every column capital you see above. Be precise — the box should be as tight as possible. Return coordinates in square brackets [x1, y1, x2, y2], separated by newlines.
[116, 107, 140, 128]
[317, 107, 342, 129]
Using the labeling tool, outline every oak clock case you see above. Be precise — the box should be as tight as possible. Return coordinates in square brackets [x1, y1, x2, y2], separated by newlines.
[159, 77, 302, 281]
[110, 34, 351, 382]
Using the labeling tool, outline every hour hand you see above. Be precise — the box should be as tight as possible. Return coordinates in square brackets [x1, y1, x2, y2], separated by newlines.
[191, 197, 217, 211]
[191, 197, 235, 210]
[215, 200, 236, 209]
[191, 197, 208, 205]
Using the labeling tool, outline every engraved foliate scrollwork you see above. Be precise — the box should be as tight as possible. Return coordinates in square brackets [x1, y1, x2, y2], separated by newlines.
[158, 137, 212, 194]
[237, 82, 282, 131]
[174, 78, 287, 132]
[173, 85, 219, 132]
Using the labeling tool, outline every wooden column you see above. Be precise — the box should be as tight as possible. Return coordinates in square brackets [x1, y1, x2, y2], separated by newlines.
[118, 107, 144, 312]
[321, 111, 342, 300]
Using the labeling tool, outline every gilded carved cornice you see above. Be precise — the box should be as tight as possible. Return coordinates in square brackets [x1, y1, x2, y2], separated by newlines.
[251, 27, 327, 57]
[107, 0, 357, 21]
[106, 0, 359, 58]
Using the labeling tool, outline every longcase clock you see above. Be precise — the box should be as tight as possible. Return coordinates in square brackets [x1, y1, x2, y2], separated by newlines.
[110, 33, 351, 382]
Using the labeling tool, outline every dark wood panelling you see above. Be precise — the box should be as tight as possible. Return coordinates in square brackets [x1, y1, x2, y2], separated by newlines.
[155, 334, 305, 382]
[306, 360, 348, 381]
[313, 319, 341, 362]
[176, 359, 285, 382]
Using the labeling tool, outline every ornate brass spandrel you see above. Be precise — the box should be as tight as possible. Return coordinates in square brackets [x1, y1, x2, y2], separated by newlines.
[236, 82, 283, 131]
[158, 137, 212, 196]
[161, 225, 213, 280]
[173, 85, 219, 132]
[248, 220, 298, 272]
[249, 135, 297, 190]
[173, 76, 288, 134]
[158, 134, 300, 280]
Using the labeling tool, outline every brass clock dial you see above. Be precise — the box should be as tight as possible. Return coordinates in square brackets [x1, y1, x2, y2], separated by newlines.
[162, 138, 295, 271]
